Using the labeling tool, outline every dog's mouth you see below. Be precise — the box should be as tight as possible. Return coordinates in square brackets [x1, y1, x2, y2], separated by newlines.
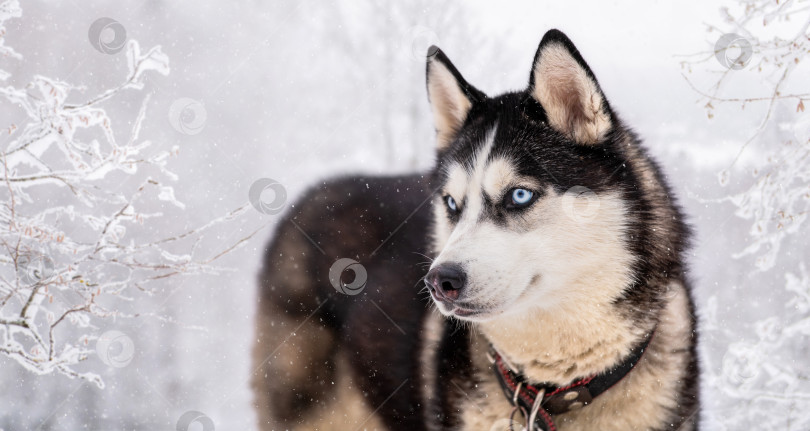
[429, 275, 542, 322]
[432, 298, 493, 320]
[448, 304, 482, 317]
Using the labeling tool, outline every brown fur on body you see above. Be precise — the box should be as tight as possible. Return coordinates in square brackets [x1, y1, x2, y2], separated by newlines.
[253, 29, 700, 430]
[252, 175, 436, 430]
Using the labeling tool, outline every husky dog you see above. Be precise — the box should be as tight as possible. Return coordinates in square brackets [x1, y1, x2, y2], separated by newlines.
[253, 30, 699, 430]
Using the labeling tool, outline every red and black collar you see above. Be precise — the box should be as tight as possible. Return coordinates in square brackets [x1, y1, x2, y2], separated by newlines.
[489, 331, 655, 431]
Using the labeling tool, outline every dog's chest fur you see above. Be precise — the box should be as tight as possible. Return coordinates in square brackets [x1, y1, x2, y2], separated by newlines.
[423, 281, 696, 431]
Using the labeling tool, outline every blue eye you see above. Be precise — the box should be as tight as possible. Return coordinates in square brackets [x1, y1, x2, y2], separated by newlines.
[445, 195, 458, 212]
[510, 188, 534, 207]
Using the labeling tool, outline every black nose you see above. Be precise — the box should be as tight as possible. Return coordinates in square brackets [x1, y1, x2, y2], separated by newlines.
[425, 264, 466, 302]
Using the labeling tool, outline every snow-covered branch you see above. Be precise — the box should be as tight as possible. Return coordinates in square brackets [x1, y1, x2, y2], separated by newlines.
[686, 1, 810, 428]
[684, 0, 810, 267]
[0, 1, 256, 387]
[682, 0, 809, 153]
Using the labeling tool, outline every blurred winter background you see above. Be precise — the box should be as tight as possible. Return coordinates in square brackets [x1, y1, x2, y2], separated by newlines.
[1, 0, 808, 429]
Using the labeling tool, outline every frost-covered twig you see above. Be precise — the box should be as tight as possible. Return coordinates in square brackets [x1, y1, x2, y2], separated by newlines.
[686, 1, 810, 428]
[681, 0, 810, 169]
[684, 0, 810, 266]
[0, 2, 254, 388]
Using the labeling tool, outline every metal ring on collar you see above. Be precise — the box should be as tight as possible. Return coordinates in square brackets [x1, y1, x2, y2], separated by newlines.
[512, 382, 523, 406]
[527, 387, 546, 431]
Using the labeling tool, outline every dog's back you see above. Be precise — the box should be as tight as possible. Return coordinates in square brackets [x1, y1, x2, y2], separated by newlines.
[252, 174, 435, 430]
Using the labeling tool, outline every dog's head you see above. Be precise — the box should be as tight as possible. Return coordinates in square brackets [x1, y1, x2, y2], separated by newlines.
[425, 30, 639, 322]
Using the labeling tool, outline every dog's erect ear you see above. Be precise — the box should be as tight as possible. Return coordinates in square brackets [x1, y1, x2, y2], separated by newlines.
[426, 47, 485, 150]
[529, 30, 613, 145]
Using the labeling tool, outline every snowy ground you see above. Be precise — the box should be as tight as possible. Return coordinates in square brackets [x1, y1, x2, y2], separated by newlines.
[1, 1, 808, 429]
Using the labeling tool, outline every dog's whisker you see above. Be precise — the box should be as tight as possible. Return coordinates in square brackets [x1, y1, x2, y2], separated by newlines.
[412, 251, 434, 263]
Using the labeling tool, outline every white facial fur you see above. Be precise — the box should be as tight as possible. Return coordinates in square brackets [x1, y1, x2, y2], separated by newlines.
[430, 127, 635, 322]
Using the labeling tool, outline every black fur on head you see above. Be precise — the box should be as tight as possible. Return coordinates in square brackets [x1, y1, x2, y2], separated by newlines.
[426, 29, 630, 204]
